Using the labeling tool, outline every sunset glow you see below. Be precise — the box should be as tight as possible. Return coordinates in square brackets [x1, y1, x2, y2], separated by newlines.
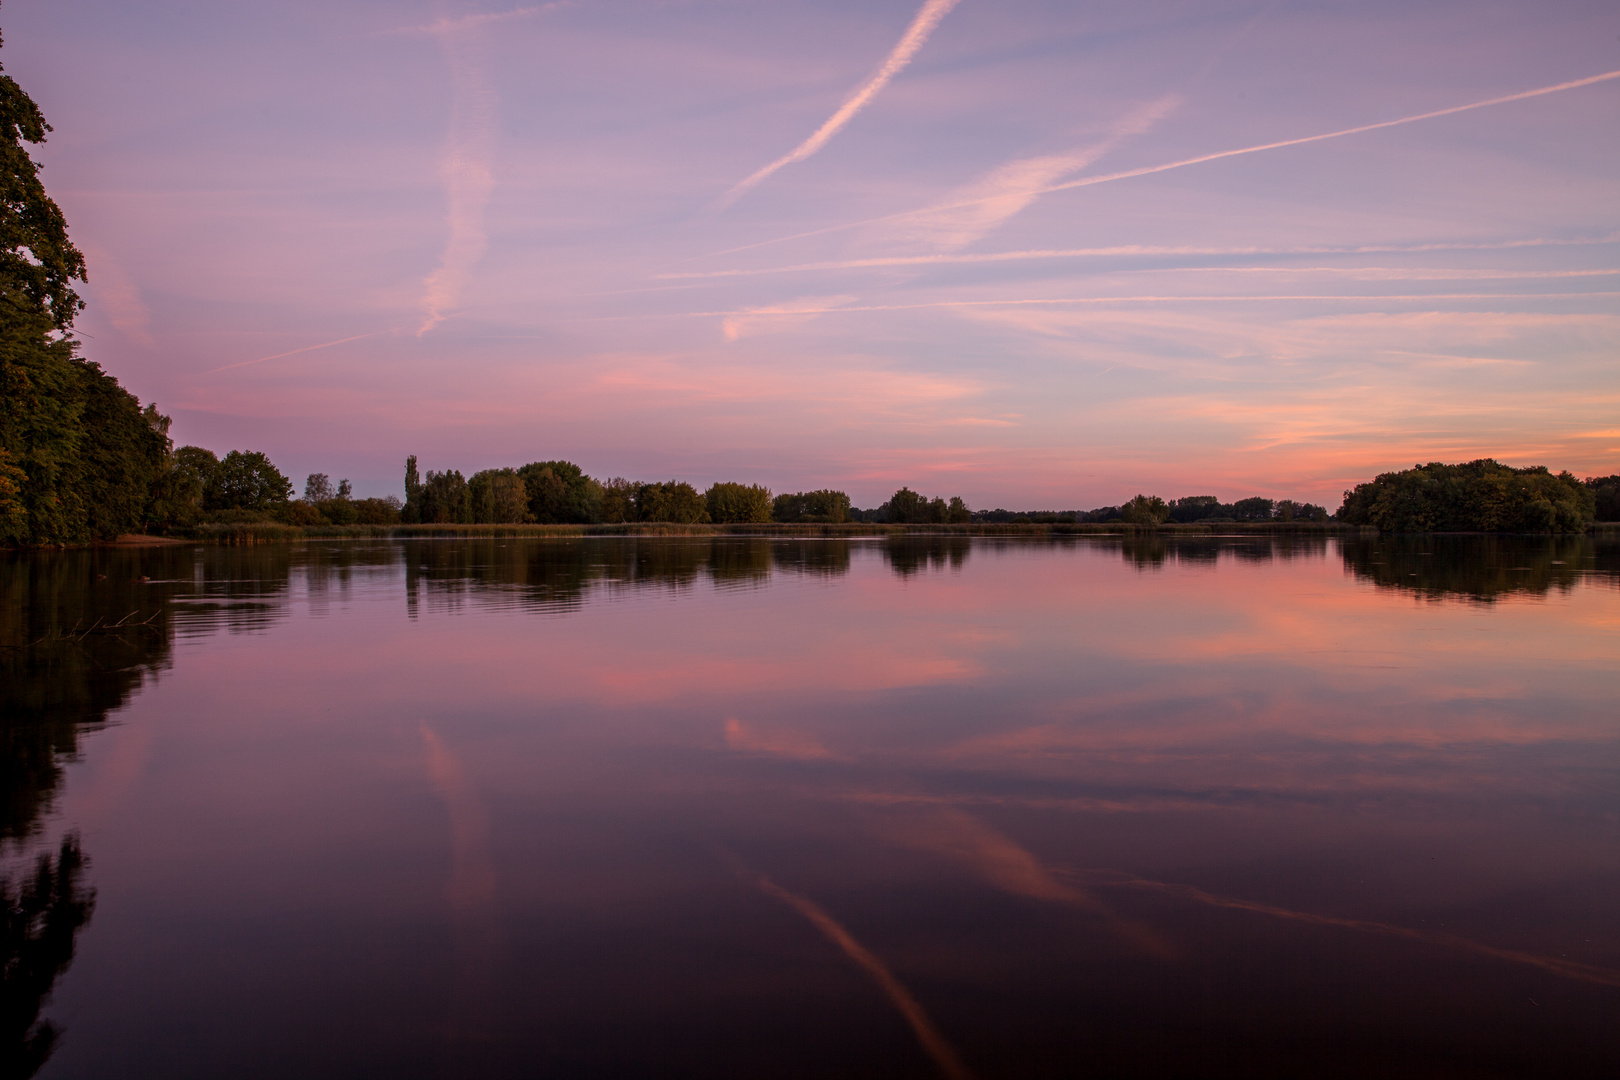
[9, 0, 1618, 505]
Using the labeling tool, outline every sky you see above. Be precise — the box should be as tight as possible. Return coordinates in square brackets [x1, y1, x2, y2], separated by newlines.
[5, 0, 1619, 507]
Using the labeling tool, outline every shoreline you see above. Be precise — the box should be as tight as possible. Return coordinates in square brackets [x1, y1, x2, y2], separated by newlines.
[7, 519, 1616, 549]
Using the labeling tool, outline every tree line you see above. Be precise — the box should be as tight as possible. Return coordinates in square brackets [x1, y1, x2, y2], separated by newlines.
[395, 458, 980, 527]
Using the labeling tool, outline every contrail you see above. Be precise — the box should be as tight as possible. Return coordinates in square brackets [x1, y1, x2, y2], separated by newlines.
[670, 290, 1620, 320]
[419, 33, 497, 335]
[758, 875, 974, 1080]
[891, 96, 1179, 250]
[660, 234, 1620, 280]
[202, 332, 384, 375]
[1042, 68, 1620, 197]
[719, 0, 963, 206]
[702, 68, 1620, 255]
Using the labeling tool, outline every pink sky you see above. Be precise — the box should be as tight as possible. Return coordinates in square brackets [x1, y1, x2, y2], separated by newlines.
[7, 0, 1619, 507]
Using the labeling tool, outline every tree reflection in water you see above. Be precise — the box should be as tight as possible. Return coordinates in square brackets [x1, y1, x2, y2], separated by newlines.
[1340, 533, 1620, 602]
[1, 835, 94, 1079]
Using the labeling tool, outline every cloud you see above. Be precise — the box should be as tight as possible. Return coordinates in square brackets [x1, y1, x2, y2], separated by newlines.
[888, 96, 1180, 250]
[724, 717, 836, 760]
[708, 69, 1620, 257]
[384, 5, 559, 37]
[1038, 67, 1620, 200]
[417, 21, 506, 335]
[675, 291, 1620, 326]
[83, 247, 155, 345]
[719, 293, 859, 340]
[719, 0, 963, 206]
[662, 233, 1620, 280]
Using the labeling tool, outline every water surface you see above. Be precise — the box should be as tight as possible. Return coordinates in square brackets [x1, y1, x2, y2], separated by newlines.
[4, 535, 1618, 1078]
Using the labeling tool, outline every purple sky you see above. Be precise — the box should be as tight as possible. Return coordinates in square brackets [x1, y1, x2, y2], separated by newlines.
[7, 0, 1618, 506]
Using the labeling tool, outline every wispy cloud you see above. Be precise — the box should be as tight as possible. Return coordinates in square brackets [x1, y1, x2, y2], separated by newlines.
[719, 0, 963, 206]
[383, 5, 559, 37]
[664, 233, 1620, 280]
[719, 293, 859, 341]
[415, 16, 517, 335]
[672, 291, 1620, 324]
[708, 69, 1620, 257]
[756, 874, 974, 1080]
[83, 247, 155, 345]
[889, 97, 1180, 250]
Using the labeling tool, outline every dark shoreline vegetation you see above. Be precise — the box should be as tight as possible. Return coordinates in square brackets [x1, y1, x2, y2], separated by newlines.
[1, 41, 1616, 548]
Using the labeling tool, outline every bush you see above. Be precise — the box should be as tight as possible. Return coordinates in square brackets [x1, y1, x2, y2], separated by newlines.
[352, 496, 402, 525]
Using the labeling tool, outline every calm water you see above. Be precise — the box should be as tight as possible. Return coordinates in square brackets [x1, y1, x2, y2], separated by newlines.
[3, 535, 1618, 1078]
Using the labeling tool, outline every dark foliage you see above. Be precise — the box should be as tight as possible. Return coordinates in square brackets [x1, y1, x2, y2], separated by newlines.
[1, 835, 95, 1079]
[469, 468, 529, 524]
[416, 469, 471, 524]
[203, 451, 292, 514]
[772, 489, 851, 523]
[971, 508, 1078, 523]
[1587, 475, 1620, 522]
[517, 461, 599, 524]
[634, 481, 707, 523]
[1338, 460, 1594, 532]
[706, 482, 772, 524]
[864, 487, 969, 525]
[0, 37, 180, 545]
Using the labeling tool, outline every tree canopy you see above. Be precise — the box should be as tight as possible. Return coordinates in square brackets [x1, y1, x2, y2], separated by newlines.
[1337, 460, 1594, 532]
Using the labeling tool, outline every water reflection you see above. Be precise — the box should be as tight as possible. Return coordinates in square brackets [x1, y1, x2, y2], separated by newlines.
[8, 535, 1620, 1078]
[1340, 533, 1619, 602]
[1, 836, 94, 1079]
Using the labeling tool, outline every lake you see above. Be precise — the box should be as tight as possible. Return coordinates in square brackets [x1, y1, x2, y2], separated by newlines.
[4, 534, 1618, 1078]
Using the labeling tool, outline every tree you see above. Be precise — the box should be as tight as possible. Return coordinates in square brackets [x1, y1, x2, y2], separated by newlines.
[469, 468, 529, 523]
[772, 489, 850, 523]
[0, 35, 175, 544]
[147, 445, 214, 530]
[0, 445, 23, 535]
[635, 481, 706, 523]
[1587, 475, 1620, 521]
[599, 477, 637, 524]
[304, 473, 333, 502]
[417, 469, 470, 524]
[1339, 460, 1594, 532]
[1231, 496, 1275, 522]
[887, 487, 927, 523]
[518, 460, 601, 523]
[1120, 494, 1170, 525]
[705, 482, 772, 523]
[946, 496, 970, 524]
[204, 451, 292, 513]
